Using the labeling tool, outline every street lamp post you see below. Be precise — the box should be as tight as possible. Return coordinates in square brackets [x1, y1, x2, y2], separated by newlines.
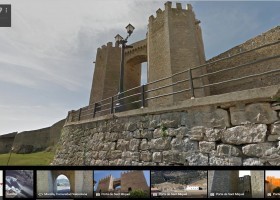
[114, 23, 135, 112]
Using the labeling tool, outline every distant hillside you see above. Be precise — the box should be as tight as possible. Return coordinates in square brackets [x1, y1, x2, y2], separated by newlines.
[151, 171, 207, 185]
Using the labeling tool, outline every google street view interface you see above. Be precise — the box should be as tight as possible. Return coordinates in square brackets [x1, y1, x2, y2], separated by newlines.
[0, 0, 280, 199]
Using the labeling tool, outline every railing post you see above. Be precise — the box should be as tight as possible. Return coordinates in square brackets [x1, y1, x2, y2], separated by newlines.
[110, 97, 114, 114]
[189, 69, 195, 98]
[141, 85, 145, 108]
[78, 108, 82, 121]
[93, 103, 97, 118]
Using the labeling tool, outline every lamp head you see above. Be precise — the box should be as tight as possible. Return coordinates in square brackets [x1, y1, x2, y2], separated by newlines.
[126, 23, 135, 35]
[114, 34, 123, 43]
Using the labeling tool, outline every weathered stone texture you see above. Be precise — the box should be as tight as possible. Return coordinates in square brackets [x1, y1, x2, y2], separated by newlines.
[52, 101, 280, 166]
[221, 124, 267, 145]
[230, 103, 278, 125]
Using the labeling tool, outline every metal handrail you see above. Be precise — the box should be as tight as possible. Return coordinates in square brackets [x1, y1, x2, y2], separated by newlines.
[68, 41, 280, 122]
[146, 78, 190, 93]
[193, 54, 280, 79]
[195, 68, 280, 89]
[146, 88, 191, 101]
[113, 92, 141, 102]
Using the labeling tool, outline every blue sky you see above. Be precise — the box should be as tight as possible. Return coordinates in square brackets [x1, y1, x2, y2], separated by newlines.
[0, 0, 279, 134]
[94, 170, 150, 191]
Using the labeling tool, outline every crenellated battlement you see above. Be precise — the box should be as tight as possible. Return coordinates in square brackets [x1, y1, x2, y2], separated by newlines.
[98, 42, 120, 51]
[99, 174, 113, 182]
[148, 2, 193, 25]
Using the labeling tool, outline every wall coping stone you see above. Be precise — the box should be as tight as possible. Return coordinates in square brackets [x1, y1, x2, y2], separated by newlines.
[65, 84, 280, 126]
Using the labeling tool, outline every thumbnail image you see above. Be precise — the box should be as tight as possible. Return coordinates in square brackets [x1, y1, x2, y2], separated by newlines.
[36, 170, 93, 199]
[94, 170, 150, 198]
[208, 170, 264, 198]
[0, 171, 2, 200]
[5, 170, 34, 198]
[266, 170, 280, 198]
[151, 170, 207, 198]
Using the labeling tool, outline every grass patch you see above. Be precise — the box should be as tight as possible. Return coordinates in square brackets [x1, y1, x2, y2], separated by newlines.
[0, 151, 55, 166]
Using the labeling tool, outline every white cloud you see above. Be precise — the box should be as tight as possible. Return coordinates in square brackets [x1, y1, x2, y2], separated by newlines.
[0, 0, 278, 134]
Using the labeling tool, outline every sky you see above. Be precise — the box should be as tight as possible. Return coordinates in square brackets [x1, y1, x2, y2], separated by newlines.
[266, 170, 280, 178]
[0, 0, 279, 134]
[239, 170, 250, 177]
[94, 170, 150, 191]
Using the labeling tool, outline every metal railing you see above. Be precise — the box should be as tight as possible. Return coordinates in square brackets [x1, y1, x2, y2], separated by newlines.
[67, 40, 280, 122]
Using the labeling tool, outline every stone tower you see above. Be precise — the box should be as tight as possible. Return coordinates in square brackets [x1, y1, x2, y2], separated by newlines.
[96, 175, 114, 193]
[208, 170, 239, 197]
[147, 2, 207, 106]
[89, 42, 121, 105]
[251, 171, 264, 198]
[120, 171, 149, 192]
[239, 175, 252, 198]
[89, 2, 208, 107]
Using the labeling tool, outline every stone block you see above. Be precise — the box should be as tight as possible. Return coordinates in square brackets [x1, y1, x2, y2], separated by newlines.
[199, 141, 216, 153]
[242, 143, 274, 157]
[216, 144, 241, 157]
[140, 151, 152, 162]
[204, 128, 222, 142]
[131, 152, 140, 161]
[153, 128, 163, 138]
[189, 126, 205, 140]
[186, 108, 230, 128]
[184, 138, 199, 151]
[125, 122, 137, 132]
[243, 158, 264, 166]
[151, 137, 171, 150]
[133, 130, 141, 139]
[271, 123, 280, 135]
[162, 151, 170, 163]
[272, 102, 280, 111]
[152, 152, 162, 163]
[171, 138, 184, 151]
[116, 139, 129, 151]
[140, 139, 150, 150]
[175, 127, 188, 139]
[166, 128, 176, 137]
[169, 150, 186, 164]
[185, 152, 208, 166]
[230, 103, 278, 125]
[221, 124, 267, 145]
[209, 156, 242, 166]
[267, 134, 280, 142]
[160, 112, 181, 128]
[110, 150, 122, 159]
[140, 129, 153, 139]
[129, 139, 140, 151]
[98, 151, 108, 160]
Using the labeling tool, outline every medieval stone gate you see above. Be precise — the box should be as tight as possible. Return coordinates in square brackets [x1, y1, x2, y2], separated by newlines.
[208, 170, 264, 198]
[37, 170, 93, 198]
[96, 171, 149, 193]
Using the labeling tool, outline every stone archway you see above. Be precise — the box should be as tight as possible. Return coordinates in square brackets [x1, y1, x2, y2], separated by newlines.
[51, 171, 75, 194]
[54, 174, 71, 194]
[37, 170, 93, 198]
[122, 39, 147, 110]
[124, 39, 147, 91]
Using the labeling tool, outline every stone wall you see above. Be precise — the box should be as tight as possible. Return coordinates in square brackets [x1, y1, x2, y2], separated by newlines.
[0, 132, 17, 153]
[13, 127, 50, 154]
[49, 119, 66, 147]
[206, 26, 280, 95]
[52, 85, 280, 166]
[9, 119, 65, 154]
